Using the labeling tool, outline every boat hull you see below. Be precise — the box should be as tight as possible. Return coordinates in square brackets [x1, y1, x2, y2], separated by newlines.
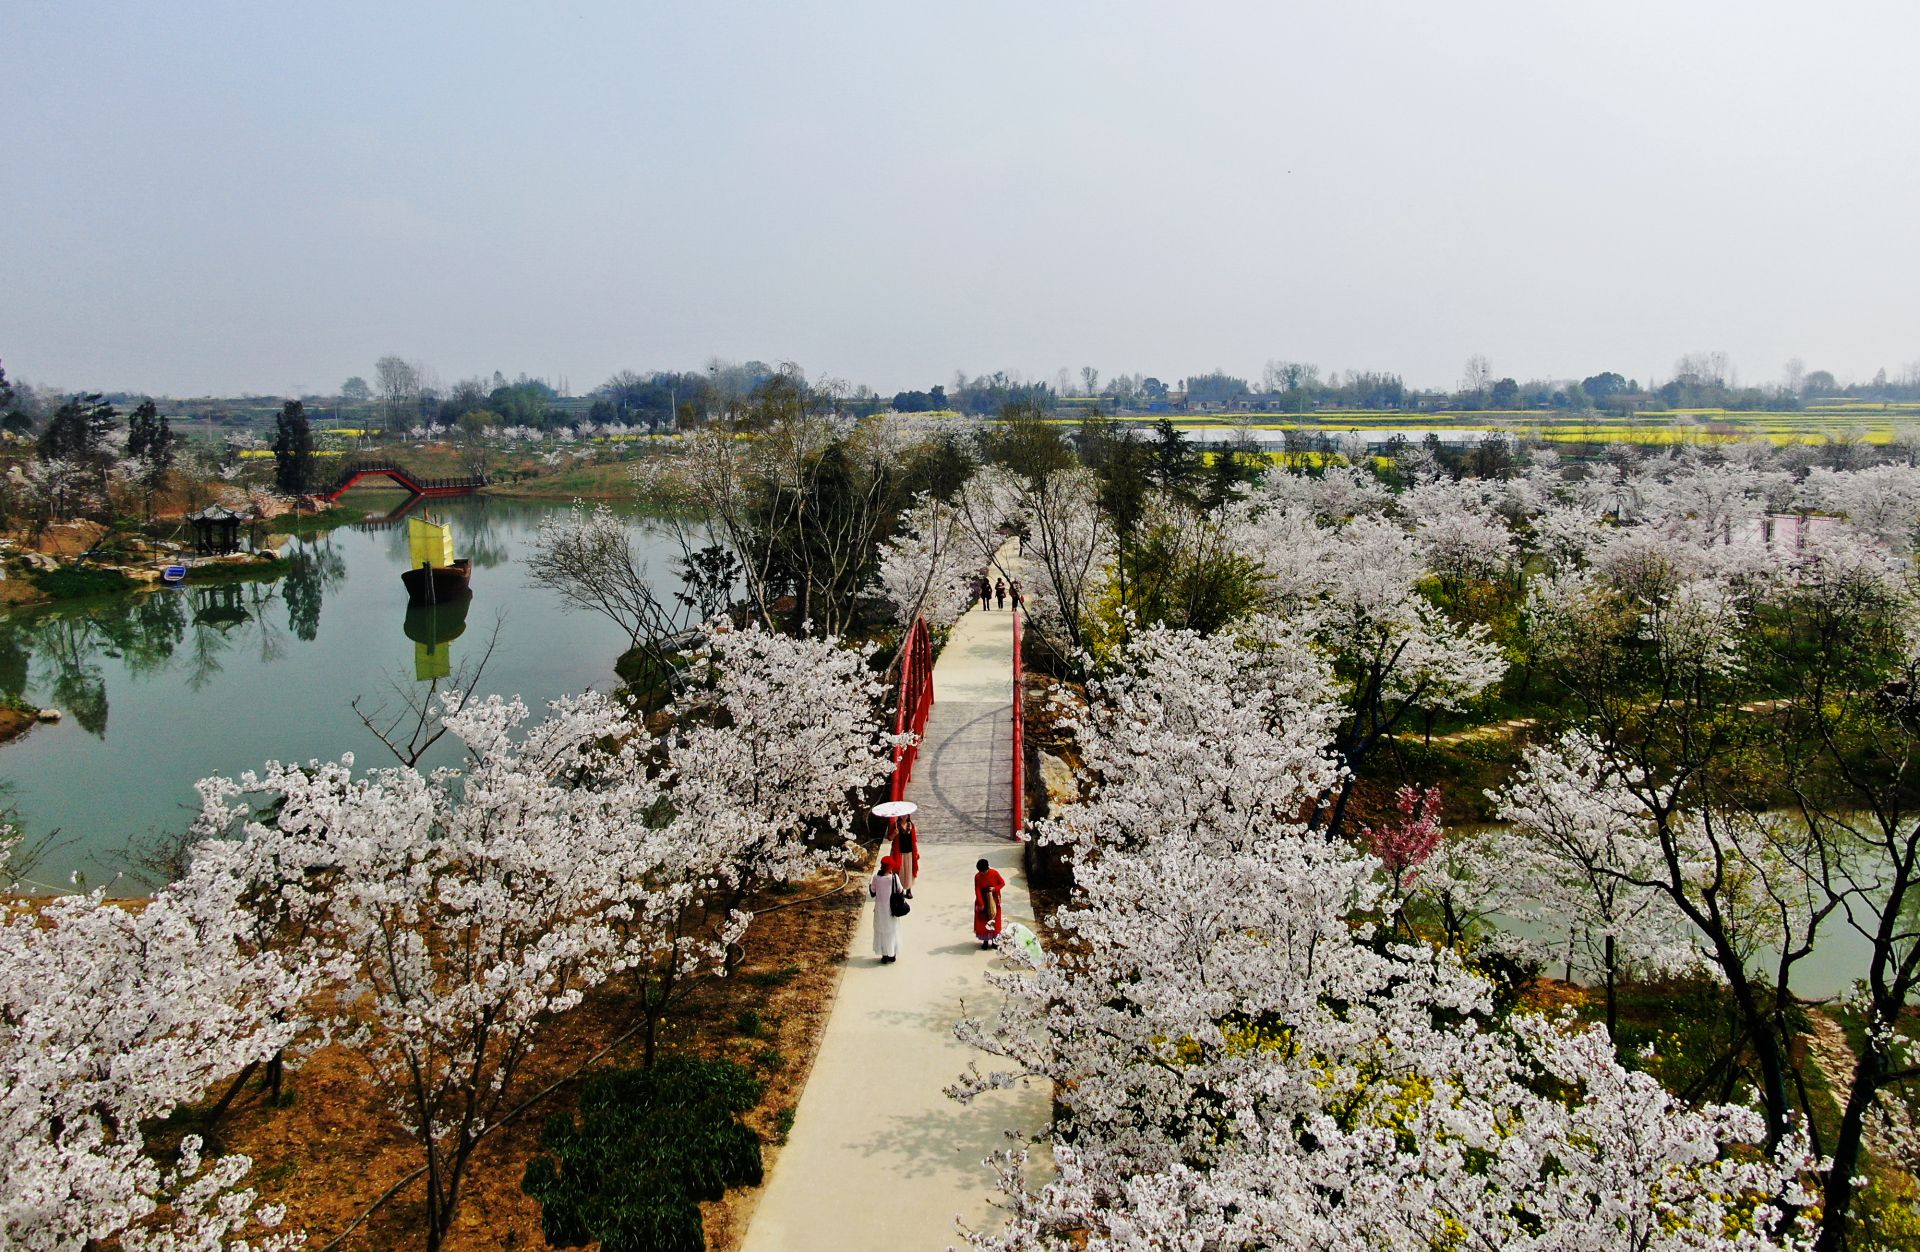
[400, 559, 472, 606]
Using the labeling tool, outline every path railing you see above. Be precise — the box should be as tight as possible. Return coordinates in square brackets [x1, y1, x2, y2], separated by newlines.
[1011, 606, 1025, 839]
[890, 616, 934, 801]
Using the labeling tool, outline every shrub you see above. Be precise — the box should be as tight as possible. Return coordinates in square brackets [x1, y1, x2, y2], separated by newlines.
[523, 1057, 764, 1252]
[31, 565, 133, 599]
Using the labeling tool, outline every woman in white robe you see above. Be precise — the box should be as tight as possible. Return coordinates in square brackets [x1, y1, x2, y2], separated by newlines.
[870, 854, 904, 963]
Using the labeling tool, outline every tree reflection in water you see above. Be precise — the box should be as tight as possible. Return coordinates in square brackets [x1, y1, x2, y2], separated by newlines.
[0, 569, 306, 730]
[284, 537, 348, 642]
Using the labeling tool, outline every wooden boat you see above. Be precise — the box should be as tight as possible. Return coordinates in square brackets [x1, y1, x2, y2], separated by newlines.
[400, 517, 472, 606]
[160, 564, 187, 585]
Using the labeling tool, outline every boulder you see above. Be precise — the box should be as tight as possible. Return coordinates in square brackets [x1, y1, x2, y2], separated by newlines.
[1040, 750, 1079, 808]
[35, 708, 61, 723]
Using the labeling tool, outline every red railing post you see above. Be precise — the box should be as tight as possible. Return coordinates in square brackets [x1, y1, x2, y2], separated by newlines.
[889, 617, 935, 802]
[1011, 607, 1025, 840]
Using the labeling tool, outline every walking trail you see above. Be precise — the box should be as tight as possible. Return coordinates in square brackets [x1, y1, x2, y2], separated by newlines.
[740, 560, 1049, 1252]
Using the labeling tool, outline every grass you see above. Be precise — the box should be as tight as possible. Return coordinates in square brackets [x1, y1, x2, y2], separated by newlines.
[486, 460, 643, 498]
[270, 505, 367, 536]
[746, 964, 804, 989]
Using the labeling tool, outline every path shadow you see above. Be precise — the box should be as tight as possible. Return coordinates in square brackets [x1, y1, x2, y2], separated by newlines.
[850, 1092, 1042, 1182]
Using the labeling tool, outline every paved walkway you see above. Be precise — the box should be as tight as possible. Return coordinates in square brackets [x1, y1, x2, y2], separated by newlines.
[741, 576, 1047, 1252]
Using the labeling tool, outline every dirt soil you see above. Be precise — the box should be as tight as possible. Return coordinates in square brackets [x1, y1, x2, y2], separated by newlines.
[32, 520, 112, 557]
[0, 706, 36, 745]
[199, 868, 868, 1252]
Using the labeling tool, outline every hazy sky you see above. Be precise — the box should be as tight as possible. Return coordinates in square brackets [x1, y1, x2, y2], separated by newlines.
[4, 1, 1917, 398]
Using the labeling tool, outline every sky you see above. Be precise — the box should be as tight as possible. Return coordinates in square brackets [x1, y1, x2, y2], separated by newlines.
[3, 0, 1918, 399]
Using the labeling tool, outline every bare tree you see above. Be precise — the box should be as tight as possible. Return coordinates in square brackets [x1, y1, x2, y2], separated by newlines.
[1080, 366, 1100, 398]
[527, 502, 692, 675]
[352, 614, 504, 767]
[374, 355, 420, 434]
[1461, 354, 1493, 395]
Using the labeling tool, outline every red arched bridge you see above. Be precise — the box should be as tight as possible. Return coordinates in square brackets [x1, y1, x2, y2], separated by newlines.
[322, 460, 487, 503]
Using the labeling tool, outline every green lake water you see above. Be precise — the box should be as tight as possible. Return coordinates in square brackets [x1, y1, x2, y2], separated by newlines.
[0, 495, 684, 890]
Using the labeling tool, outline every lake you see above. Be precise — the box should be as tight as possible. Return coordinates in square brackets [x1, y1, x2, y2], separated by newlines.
[0, 494, 686, 890]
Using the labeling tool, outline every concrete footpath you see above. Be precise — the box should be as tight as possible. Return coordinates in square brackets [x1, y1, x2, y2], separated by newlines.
[740, 581, 1047, 1252]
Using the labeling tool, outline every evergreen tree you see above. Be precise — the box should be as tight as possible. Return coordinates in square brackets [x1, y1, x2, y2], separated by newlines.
[271, 400, 314, 495]
[1149, 417, 1199, 496]
[127, 400, 177, 517]
[38, 394, 115, 462]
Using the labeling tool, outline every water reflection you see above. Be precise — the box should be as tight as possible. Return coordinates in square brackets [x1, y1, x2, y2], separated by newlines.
[0, 570, 306, 728]
[404, 598, 471, 682]
[361, 497, 512, 572]
[0, 498, 681, 888]
[284, 540, 348, 642]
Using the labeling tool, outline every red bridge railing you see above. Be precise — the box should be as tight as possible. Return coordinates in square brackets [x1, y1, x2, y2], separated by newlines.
[890, 616, 935, 801]
[323, 460, 488, 503]
[1011, 606, 1025, 839]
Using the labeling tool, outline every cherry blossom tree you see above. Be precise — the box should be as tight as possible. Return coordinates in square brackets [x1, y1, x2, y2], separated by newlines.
[1490, 732, 1707, 1032]
[195, 691, 675, 1252]
[628, 625, 899, 1061]
[1016, 465, 1111, 658]
[1, 846, 310, 1251]
[874, 491, 975, 629]
[1234, 508, 1505, 834]
[957, 626, 1815, 1251]
[1361, 782, 1446, 926]
[1041, 615, 1342, 858]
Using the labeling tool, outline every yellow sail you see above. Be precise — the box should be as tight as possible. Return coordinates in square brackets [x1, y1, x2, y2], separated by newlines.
[408, 517, 454, 569]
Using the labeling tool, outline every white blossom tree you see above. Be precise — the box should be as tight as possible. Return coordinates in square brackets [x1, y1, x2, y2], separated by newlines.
[956, 626, 1815, 1252]
[874, 491, 975, 629]
[1491, 731, 1707, 1031]
[195, 690, 675, 1252]
[0, 846, 310, 1251]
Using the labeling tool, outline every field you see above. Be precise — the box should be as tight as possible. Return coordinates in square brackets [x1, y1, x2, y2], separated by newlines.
[1052, 404, 1920, 447]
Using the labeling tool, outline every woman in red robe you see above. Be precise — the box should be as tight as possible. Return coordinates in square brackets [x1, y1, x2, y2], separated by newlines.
[891, 818, 921, 897]
[973, 857, 1005, 948]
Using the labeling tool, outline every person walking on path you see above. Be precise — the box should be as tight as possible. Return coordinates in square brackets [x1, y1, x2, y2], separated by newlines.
[973, 857, 1005, 949]
[871, 855, 905, 963]
[994, 577, 1007, 610]
[978, 573, 992, 610]
[891, 817, 921, 897]
[1010, 580, 1024, 613]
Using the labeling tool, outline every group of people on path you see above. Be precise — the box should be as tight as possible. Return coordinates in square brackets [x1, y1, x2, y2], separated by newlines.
[971, 571, 1021, 613]
[867, 802, 1005, 964]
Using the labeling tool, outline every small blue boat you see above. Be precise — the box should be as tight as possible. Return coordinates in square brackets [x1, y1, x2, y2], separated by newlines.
[161, 565, 187, 585]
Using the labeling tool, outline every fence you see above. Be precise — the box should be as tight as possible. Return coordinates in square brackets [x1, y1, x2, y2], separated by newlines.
[1011, 607, 1025, 839]
[889, 616, 935, 801]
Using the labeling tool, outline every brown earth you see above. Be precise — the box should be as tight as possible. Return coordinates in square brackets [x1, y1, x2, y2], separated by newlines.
[0, 706, 35, 745]
[197, 867, 869, 1252]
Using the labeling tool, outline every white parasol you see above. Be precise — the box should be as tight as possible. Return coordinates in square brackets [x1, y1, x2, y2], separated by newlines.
[871, 800, 918, 819]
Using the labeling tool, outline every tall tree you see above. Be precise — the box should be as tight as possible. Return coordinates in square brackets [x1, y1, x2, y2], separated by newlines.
[271, 400, 314, 495]
[126, 400, 176, 518]
[37, 393, 114, 463]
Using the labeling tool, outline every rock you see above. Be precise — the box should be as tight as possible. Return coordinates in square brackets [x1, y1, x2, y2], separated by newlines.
[35, 708, 61, 723]
[123, 568, 161, 583]
[1040, 750, 1079, 808]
